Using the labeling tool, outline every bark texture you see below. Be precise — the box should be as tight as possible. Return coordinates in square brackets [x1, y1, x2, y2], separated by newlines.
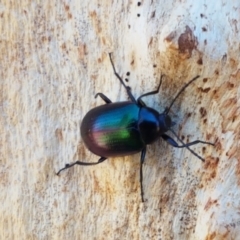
[0, 1, 239, 239]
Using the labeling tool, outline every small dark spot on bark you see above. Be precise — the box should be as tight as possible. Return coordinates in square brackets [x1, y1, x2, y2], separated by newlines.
[199, 107, 207, 118]
[227, 82, 234, 88]
[151, 11, 155, 18]
[201, 87, 211, 93]
[65, 5, 70, 11]
[148, 37, 153, 46]
[197, 58, 203, 65]
[38, 99, 42, 108]
[202, 147, 206, 153]
[55, 128, 63, 141]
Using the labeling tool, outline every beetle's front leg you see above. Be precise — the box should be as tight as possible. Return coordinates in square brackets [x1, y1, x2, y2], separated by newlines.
[137, 75, 163, 106]
[108, 53, 137, 103]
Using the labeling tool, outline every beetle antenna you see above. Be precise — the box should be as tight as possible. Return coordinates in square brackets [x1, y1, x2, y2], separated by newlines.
[165, 76, 200, 114]
[169, 129, 208, 161]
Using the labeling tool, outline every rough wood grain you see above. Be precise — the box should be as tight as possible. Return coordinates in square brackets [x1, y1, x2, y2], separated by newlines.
[0, 1, 239, 239]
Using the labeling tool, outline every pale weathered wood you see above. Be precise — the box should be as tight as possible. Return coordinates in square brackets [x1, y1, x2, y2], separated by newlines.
[0, 1, 239, 239]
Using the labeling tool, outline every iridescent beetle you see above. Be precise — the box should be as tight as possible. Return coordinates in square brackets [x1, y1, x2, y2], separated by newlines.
[57, 53, 214, 202]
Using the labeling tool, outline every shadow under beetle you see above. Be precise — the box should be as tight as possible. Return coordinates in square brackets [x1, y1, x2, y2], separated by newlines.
[57, 53, 214, 202]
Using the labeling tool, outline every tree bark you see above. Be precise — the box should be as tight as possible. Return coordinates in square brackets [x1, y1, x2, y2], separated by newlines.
[0, 1, 239, 239]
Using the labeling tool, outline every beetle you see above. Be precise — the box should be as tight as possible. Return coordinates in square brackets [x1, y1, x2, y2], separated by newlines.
[57, 53, 214, 202]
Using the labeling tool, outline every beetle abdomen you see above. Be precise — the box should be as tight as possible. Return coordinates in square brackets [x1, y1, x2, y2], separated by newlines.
[81, 102, 145, 157]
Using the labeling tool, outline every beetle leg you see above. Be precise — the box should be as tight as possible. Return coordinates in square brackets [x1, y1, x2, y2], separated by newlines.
[140, 147, 146, 202]
[108, 53, 137, 103]
[162, 133, 214, 148]
[56, 157, 107, 175]
[169, 129, 215, 147]
[95, 93, 112, 104]
[137, 98, 147, 107]
[161, 133, 214, 162]
[137, 75, 163, 105]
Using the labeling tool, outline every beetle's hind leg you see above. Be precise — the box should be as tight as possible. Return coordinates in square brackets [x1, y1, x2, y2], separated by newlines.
[56, 157, 107, 175]
[95, 93, 112, 104]
[108, 53, 137, 103]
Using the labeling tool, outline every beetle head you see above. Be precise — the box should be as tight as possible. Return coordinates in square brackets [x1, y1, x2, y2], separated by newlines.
[158, 113, 172, 134]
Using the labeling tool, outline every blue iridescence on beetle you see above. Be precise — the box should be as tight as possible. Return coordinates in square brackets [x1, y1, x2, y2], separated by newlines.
[81, 102, 145, 157]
